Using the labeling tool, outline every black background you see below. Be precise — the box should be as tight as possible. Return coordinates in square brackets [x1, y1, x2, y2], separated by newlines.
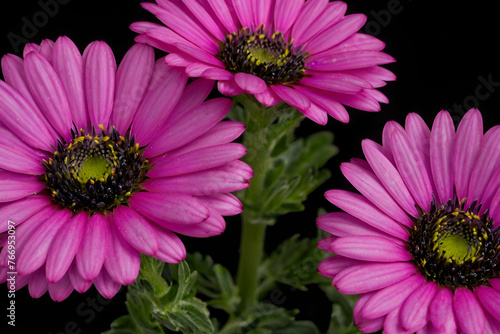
[1, 0, 499, 333]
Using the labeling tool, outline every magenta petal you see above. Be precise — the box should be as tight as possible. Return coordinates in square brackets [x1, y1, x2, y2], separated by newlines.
[255, 87, 281, 107]
[17, 209, 71, 276]
[157, 204, 225, 238]
[325, 189, 409, 239]
[48, 272, 73, 302]
[489, 278, 500, 292]
[362, 139, 418, 217]
[145, 98, 233, 156]
[454, 287, 486, 334]
[295, 86, 349, 123]
[307, 50, 395, 71]
[430, 287, 457, 333]
[331, 235, 412, 262]
[453, 108, 483, 201]
[0, 126, 47, 175]
[76, 213, 110, 281]
[206, 0, 239, 33]
[475, 286, 500, 321]
[45, 212, 87, 283]
[234, 72, 267, 94]
[271, 84, 311, 112]
[300, 72, 371, 94]
[111, 43, 155, 134]
[218, 79, 245, 96]
[0, 171, 45, 203]
[94, 267, 122, 299]
[84, 41, 116, 129]
[129, 192, 209, 225]
[112, 206, 159, 256]
[182, 0, 226, 41]
[168, 78, 215, 118]
[68, 263, 92, 294]
[0, 80, 53, 151]
[0, 196, 50, 233]
[52, 36, 87, 130]
[400, 281, 440, 332]
[28, 267, 48, 298]
[196, 193, 243, 216]
[104, 226, 141, 285]
[24, 51, 74, 139]
[390, 127, 433, 212]
[292, 0, 329, 44]
[131, 66, 187, 144]
[333, 262, 417, 294]
[150, 224, 186, 263]
[274, 0, 303, 35]
[317, 235, 337, 252]
[231, 0, 253, 28]
[430, 110, 455, 204]
[340, 162, 413, 227]
[362, 274, 425, 319]
[318, 256, 363, 278]
[384, 307, 413, 334]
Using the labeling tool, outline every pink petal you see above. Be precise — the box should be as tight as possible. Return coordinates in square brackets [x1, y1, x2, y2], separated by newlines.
[295, 1, 347, 44]
[68, 263, 92, 293]
[39, 39, 55, 62]
[0, 196, 50, 233]
[143, 168, 249, 195]
[182, 0, 226, 41]
[384, 307, 413, 334]
[150, 223, 186, 263]
[318, 255, 364, 278]
[149, 143, 246, 178]
[129, 192, 209, 225]
[430, 110, 455, 204]
[218, 79, 245, 95]
[202, 67, 234, 80]
[104, 226, 141, 285]
[112, 206, 159, 255]
[28, 267, 48, 298]
[453, 108, 483, 201]
[195, 193, 242, 216]
[111, 43, 155, 134]
[157, 204, 225, 238]
[167, 78, 215, 121]
[325, 189, 409, 239]
[362, 274, 425, 319]
[51, 36, 87, 130]
[304, 14, 367, 54]
[274, 0, 303, 35]
[454, 287, 486, 334]
[300, 71, 372, 93]
[251, 0, 272, 27]
[206, 0, 239, 33]
[341, 162, 413, 227]
[333, 262, 417, 294]
[17, 209, 71, 276]
[475, 286, 500, 321]
[0, 80, 54, 151]
[131, 66, 188, 145]
[145, 97, 232, 156]
[235, 73, 267, 94]
[295, 86, 349, 123]
[430, 287, 457, 333]
[362, 139, 418, 217]
[76, 213, 110, 281]
[94, 267, 122, 299]
[271, 84, 311, 111]
[390, 127, 433, 212]
[255, 87, 281, 107]
[231, 0, 253, 28]
[84, 41, 116, 129]
[307, 50, 395, 71]
[291, 0, 329, 44]
[45, 212, 87, 283]
[48, 272, 73, 302]
[328, 89, 381, 112]
[331, 235, 412, 262]
[317, 235, 337, 252]
[400, 281, 440, 332]
[0, 171, 45, 203]
[162, 121, 245, 158]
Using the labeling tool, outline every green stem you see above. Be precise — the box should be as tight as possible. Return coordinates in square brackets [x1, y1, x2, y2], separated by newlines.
[236, 212, 267, 315]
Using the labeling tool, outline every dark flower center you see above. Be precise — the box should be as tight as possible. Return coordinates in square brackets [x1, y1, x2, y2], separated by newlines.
[409, 198, 500, 289]
[217, 25, 308, 85]
[41, 126, 151, 214]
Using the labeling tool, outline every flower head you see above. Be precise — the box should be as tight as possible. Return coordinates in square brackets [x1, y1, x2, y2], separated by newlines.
[0, 37, 251, 301]
[318, 109, 500, 332]
[132, 0, 396, 124]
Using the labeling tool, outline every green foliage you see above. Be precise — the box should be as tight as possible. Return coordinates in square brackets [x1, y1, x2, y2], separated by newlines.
[105, 256, 214, 334]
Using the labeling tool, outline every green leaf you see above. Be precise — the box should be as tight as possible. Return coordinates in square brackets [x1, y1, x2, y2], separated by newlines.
[105, 257, 214, 334]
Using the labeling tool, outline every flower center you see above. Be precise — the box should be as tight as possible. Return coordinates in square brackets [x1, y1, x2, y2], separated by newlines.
[42, 126, 151, 214]
[408, 198, 500, 289]
[217, 25, 308, 85]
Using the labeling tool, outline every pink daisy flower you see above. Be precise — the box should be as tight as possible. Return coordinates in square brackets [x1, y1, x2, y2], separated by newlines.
[318, 109, 500, 333]
[0, 36, 251, 302]
[131, 0, 396, 124]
